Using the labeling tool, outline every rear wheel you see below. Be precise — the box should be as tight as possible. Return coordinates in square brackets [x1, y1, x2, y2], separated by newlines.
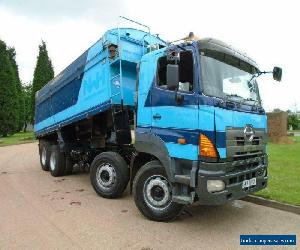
[49, 145, 66, 177]
[133, 161, 184, 222]
[90, 152, 129, 198]
[39, 142, 50, 171]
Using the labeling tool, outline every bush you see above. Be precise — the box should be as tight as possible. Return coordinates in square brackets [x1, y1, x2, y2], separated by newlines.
[288, 114, 299, 130]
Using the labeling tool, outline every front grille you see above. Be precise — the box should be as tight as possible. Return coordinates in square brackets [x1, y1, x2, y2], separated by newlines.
[234, 160, 259, 170]
[228, 168, 264, 185]
[231, 155, 263, 171]
[226, 127, 267, 160]
[233, 151, 263, 161]
[235, 136, 260, 146]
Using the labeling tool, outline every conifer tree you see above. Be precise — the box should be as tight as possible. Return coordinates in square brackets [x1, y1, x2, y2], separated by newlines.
[0, 40, 19, 136]
[7, 47, 24, 131]
[31, 41, 54, 123]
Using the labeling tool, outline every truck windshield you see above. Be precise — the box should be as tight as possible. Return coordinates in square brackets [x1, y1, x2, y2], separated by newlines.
[200, 49, 261, 105]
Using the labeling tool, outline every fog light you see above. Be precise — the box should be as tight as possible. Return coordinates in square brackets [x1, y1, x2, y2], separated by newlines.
[207, 180, 225, 193]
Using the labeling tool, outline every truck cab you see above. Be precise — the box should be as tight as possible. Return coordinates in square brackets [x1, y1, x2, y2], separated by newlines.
[132, 38, 281, 220]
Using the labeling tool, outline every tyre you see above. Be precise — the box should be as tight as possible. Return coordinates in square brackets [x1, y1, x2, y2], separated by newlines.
[39, 142, 50, 171]
[64, 156, 74, 175]
[49, 145, 66, 177]
[90, 152, 129, 198]
[133, 161, 184, 222]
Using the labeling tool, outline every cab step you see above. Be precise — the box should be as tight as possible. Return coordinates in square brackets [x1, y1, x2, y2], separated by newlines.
[172, 195, 194, 204]
[174, 174, 191, 186]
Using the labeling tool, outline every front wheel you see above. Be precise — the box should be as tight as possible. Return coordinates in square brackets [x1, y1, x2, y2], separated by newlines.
[133, 161, 184, 222]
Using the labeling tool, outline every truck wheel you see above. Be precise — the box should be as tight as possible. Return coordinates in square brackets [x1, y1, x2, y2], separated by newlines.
[133, 161, 184, 222]
[49, 145, 66, 177]
[39, 142, 50, 171]
[64, 157, 74, 175]
[90, 152, 129, 198]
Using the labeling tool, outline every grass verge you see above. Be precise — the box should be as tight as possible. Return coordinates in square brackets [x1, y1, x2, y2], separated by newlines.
[0, 132, 36, 147]
[256, 136, 300, 206]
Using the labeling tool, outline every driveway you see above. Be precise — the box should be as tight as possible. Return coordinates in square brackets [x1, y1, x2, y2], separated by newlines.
[0, 143, 299, 249]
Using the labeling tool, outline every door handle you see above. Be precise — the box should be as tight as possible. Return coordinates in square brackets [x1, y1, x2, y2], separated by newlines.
[153, 114, 161, 120]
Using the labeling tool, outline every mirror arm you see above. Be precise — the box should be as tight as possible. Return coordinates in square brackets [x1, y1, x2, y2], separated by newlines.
[258, 71, 273, 75]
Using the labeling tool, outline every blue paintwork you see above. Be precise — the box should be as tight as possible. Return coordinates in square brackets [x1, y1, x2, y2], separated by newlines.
[35, 28, 166, 136]
[35, 101, 111, 135]
[165, 143, 198, 160]
[214, 106, 267, 130]
[136, 41, 267, 160]
[217, 148, 226, 159]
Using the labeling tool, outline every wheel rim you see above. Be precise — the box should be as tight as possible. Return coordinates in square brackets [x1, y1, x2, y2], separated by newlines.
[41, 147, 47, 166]
[96, 163, 116, 189]
[143, 175, 172, 210]
[50, 152, 56, 171]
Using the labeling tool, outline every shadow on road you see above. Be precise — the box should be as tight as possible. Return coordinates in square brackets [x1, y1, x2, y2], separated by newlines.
[65, 166, 252, 228]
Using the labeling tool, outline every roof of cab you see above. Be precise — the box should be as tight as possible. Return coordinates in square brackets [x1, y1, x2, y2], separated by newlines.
[198, 37, 258, 69]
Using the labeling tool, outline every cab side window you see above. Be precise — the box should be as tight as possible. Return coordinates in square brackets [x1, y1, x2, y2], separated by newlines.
[157, 51, 194, 92]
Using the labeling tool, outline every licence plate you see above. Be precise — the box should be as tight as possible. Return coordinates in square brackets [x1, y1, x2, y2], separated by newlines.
[242, 178, 256, 189]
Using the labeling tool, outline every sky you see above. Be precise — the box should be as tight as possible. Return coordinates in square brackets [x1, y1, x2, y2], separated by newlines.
[0, 0, 299, 112]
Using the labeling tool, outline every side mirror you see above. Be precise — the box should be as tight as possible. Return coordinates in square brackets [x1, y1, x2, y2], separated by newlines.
[273, 67, 282, 82]
[166, 64, 179, 90]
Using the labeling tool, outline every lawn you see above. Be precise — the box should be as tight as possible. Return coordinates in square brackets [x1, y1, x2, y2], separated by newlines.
[256, 136, 300, 206]
[0, 131, 36, 147]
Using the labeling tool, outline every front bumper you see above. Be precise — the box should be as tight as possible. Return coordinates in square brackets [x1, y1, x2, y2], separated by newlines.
[171, 155, 268, 205]
[195, 163, 268, 205]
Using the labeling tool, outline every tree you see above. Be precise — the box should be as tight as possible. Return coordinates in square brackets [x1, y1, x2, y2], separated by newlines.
[22, 83, 32, 132]
[31, 41, 54, 123]
[0, 40, 19, 136]
[7, 47, 24, 131]
[288, 114, 299, 130]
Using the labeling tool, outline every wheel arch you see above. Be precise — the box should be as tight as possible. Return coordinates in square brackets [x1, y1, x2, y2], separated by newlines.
[131, 132, 174, 191]
[130, 152, 158, 192]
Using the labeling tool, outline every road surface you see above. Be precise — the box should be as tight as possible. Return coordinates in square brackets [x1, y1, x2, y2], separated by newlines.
[0, 143, 299, 249]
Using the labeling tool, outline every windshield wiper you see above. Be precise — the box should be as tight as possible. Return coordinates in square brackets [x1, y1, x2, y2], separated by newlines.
[242, 97, 259, 105]
[240, 98, 264, 113]
[225, 94, 243, 102]
[220, 94, 243, 108]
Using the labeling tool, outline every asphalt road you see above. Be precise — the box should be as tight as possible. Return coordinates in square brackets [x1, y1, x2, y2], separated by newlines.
[0, 143, 299, 249]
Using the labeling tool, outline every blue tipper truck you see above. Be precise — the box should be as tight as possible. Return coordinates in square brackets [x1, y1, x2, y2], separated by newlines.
[35, 19, 282, 221]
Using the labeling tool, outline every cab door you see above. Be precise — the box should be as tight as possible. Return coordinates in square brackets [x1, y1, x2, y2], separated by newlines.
[151, 48, 199, 160]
